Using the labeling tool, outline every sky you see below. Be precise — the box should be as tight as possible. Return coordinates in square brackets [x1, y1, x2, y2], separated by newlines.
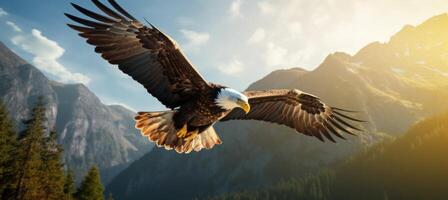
[0, 0, 448, 111]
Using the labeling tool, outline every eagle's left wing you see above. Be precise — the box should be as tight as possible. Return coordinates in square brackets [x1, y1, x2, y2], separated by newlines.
[65, 0, 210, 109]
[220, 89, 364, 142]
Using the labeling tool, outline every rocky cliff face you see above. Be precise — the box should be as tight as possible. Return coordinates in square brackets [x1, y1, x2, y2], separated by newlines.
[0, 42, 152, 184]
[106, 14, 448, 200]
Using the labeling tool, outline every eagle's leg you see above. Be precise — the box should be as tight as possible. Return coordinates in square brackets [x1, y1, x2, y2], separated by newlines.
[176, 124, 188, 138]
[184, 129, 199, 141]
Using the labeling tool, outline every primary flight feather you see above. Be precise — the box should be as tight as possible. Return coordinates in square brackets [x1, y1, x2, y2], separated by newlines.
[65, 0, 364, 154]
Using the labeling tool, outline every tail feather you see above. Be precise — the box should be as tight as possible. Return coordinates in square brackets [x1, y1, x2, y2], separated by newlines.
[134, 111, 222, 153]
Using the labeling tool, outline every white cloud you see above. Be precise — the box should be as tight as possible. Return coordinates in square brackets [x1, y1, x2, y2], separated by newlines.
[230, 0, 243, 18]
[180, 29, 210, 50]
[263, 40, 317, 70]
[248, 28, 266, 44]
[287, 21, 302, 35]
[11, 29, 90, 84]
[218, 59, 244, 75]
[312, 13, 330, 25]
[266, 42, 288, 68]
[258, 1, 275, 15]
[0, 8, 7, 17]
[6, 21, 22, 32]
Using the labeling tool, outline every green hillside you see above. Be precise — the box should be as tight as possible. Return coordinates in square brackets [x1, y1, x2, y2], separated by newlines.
[210, 111, 448, 200]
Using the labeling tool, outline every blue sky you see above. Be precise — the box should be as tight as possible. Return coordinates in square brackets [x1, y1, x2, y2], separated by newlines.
[1, 0, 447, 111]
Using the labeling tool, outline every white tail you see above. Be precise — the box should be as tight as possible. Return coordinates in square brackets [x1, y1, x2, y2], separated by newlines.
[134, 111, 222, 153]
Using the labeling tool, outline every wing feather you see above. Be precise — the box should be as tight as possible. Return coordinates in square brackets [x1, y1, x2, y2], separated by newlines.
[221, 89, 363, 142]
[107, 0, 138, 20]
[71, 3, 118, 23]
[323, 120, 345, 139]
[92, 0, 127, 20]
[66, 1, 210, 109]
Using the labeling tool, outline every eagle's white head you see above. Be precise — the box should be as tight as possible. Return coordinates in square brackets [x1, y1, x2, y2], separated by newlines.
[215, 88, 250, 113]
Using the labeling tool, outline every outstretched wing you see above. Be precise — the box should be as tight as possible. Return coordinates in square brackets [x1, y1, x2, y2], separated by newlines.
[65, 0, 210, 109]
[221, 89, 364, 142]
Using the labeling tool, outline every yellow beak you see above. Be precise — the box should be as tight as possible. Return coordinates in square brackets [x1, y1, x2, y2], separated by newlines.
[237, 99, 251, 113]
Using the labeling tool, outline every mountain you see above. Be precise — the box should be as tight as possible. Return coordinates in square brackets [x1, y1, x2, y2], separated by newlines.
[106, 14, 448, 200]
[212, 110, 448, 200]
[0, 42, 152, 184]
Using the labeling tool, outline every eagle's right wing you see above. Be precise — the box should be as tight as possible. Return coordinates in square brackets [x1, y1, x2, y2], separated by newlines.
[221, 89, 364, 142]
[65, 0, 210, 109]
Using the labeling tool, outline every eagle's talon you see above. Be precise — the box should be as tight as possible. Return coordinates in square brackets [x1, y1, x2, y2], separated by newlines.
[176, 124, 188, 138]
[184, 132, 198, 141]
[184, 129, 199, 141]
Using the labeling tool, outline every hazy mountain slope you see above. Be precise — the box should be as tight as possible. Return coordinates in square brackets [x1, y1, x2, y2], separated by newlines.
[0, 42, 27, 68]
[330, 111, 448, 200]
[212, 111, 448, 200]
[107, 14, 448, 200]
[0, 42, 152, 184]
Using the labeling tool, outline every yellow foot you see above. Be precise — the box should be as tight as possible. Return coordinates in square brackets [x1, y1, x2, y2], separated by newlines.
[176, 124, 188, 138]
[184, 129, 199, 141]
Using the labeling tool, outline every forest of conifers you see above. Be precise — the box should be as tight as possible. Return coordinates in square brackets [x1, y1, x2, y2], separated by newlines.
[0, 100, 110, 200]
[209, 111, 448, 200]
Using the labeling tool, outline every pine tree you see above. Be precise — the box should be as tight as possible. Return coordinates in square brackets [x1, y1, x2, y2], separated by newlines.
[14, 99, 47, 200]
[77, 166, 105, 200]
[107, 193, 114, 200]
[0, 101, 18, 199]
[64, 170, 77, 200]
[41, 129, 66, 200]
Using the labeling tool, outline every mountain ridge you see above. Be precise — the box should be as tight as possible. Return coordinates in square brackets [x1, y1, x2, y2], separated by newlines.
[0, 41, 152, 184]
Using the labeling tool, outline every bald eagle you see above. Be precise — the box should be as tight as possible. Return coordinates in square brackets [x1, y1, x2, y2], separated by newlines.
[65, 0, 364, 154]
